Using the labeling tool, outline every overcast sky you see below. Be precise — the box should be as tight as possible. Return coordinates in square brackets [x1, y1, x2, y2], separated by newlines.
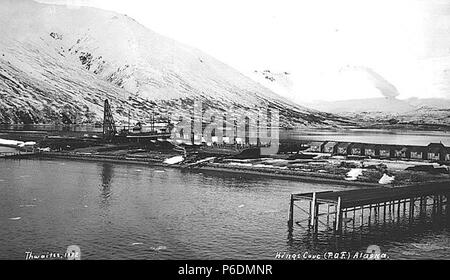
[36, 0, 450, 102]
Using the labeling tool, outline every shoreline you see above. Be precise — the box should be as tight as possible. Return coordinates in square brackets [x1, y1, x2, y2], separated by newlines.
[27, 152, 449, 188]
[187, 165, 380, 187]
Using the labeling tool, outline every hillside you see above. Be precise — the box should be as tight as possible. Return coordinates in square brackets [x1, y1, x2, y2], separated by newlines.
[308, 97, 450, 130]
[308, 97, 416, 114]
[0, 0, 351, 129]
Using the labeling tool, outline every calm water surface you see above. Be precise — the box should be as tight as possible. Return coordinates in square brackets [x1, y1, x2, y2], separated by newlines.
[0, 158, 448, 260]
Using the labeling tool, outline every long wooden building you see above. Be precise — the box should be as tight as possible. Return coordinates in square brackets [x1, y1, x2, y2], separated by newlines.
[305, 141, 450, 162]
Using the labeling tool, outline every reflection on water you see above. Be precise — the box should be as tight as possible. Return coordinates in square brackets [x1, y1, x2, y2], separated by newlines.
[0, 159, 448, 260]
[100, 163, 114, 207]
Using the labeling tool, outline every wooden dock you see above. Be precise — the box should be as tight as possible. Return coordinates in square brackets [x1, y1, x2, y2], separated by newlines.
[288, 181, 450, 233]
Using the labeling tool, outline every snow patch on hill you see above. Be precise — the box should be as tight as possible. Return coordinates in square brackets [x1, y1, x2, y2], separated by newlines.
[0, 0, 350, 128]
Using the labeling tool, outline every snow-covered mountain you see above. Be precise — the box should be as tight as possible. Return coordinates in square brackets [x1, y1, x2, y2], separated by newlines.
[307, 97, 450, 129]
[308, 97, 416, 114]
[249, 70, 295, 101]
[0, 0, 350, 128]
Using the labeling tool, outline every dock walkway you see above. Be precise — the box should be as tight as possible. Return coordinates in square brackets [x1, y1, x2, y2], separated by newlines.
[288, 181, 450, 233]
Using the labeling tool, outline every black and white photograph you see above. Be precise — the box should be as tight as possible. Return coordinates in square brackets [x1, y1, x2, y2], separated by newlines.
[0, 0, 449, 266]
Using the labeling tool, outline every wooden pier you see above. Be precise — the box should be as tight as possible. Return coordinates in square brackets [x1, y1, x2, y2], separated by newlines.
[288, 181, 450, 234]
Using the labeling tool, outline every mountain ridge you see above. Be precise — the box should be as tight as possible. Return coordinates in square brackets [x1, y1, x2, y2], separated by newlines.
[0, 0, 351, 128]
[306, 97, 450, 129]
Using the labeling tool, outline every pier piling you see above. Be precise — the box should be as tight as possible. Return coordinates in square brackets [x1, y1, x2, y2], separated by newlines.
[288, 182, 449, 234]
[288, 194, 294, 228]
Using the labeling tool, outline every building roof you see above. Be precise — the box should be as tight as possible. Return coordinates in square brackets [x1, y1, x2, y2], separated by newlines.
[336, 142, 351, 148]
[309, 141, 326, 146]
[428, 143, 446, 153]
[428, 142, 445, 148]
[376, 144, 394, 150]
[350, 143, 364, 149]
[324, 141, 338, 148]
[408, 146, 426, 152]
[392, 145, 407, 151]
[364, 144, 377, 149]
[428, 147, 444, 153]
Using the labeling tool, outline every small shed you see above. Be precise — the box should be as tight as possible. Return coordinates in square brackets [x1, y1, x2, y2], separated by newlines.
[323, 141, 338, 154]
[336, 142, 351, 155]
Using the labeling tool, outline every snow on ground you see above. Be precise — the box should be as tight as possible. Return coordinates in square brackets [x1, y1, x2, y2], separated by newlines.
[229, 162, 253, 167]
[253, 164, 288, 169]
[163, 156, 184, 165]
[345, 168, 363, 181]
[0, 138, 24, 147]
[363, 158, 441, 170]
[379, 174, 395, 184]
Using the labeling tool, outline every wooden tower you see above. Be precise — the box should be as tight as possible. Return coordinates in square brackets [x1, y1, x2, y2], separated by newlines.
[103, 99, 117, 141]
